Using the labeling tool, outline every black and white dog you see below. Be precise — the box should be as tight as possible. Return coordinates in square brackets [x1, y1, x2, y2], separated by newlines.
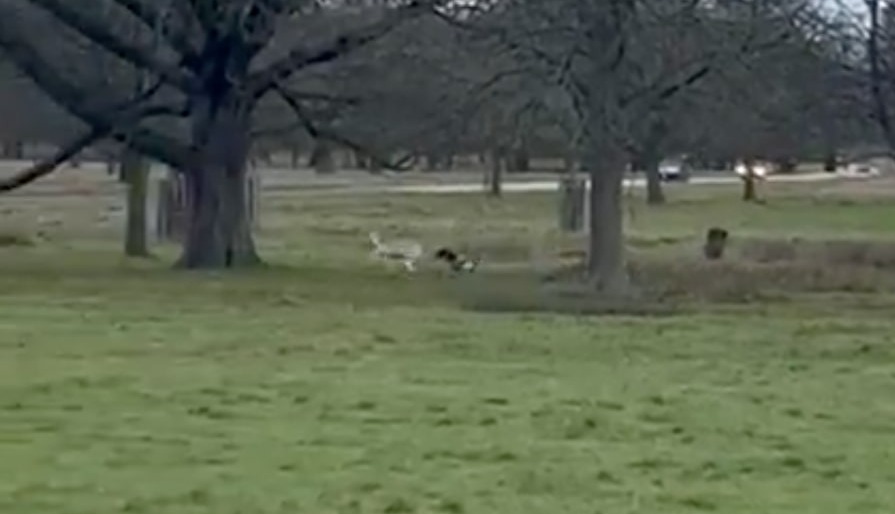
[434, 247, 479, 273]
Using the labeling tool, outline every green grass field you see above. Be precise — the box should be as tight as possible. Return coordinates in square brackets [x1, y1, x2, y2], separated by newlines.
[2, 176, 895, 513]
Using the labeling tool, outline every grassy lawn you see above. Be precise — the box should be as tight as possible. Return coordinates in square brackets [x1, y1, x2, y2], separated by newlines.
[2, 176, 895, 513]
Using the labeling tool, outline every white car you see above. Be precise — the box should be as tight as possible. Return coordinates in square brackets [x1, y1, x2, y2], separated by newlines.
[658, 159, 690, 182]
[839, 162, 880, 177]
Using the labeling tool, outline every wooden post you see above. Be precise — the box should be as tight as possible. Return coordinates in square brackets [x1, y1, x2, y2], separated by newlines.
[155, 177, 172, 242]
[146, 171, 160, 244]
[558, 176, 587, 232]
[245, 167, 261, 230]
[121, 149, 151, 257]
[155, 168, 187, 242]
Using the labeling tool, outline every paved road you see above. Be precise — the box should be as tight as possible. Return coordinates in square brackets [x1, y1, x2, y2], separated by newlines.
[351, 171, 847, 195]
[0, 158, 862, 197]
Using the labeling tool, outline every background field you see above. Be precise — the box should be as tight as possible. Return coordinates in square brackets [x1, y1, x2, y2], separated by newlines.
[2, 168, 895, 513]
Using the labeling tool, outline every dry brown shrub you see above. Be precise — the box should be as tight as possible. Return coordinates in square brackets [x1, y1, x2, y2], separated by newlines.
[0, 232, 34, 247]
[738, 238, 799, 263]
[448, 233, 895, 315]
[737, 237, 895, 269]
[454, 273, 682, 317]
[457, 255, 895, 316]
[630, 257, 893, 302]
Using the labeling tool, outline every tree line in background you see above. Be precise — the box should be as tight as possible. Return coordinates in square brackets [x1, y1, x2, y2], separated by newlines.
[0, 0, 892, 293]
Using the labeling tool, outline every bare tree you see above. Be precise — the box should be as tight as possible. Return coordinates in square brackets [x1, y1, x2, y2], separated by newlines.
[444, 0, 803, 294]
[833, 0, 895, 155]
[0, 0, 434, 268]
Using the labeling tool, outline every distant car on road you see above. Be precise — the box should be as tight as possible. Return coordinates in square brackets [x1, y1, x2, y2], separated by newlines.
[839, 162, 880, 177]
[658, 158, 691, 182]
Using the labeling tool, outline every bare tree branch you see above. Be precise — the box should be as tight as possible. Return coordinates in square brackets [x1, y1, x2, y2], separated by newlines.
[0, 15, 190, 168]
[108, 0, 201, 68]
[865, 0, 895, 145]
[0, 128, 105, 193]
[273, 82, 415, 171]
[25, 0, 198, 92]
[0, 85, 188, 193]
[249, 1, 431, 98]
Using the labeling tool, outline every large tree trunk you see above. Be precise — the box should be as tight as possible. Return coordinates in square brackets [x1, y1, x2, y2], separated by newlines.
[121, 147, 150, 257]
[584, 141, 629, 294]
[177, 99, 260, 269]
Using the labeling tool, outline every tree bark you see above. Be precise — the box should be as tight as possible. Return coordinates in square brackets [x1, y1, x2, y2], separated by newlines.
[644, 155, 666, 205]
[176, 98, 260, 269]
[584, 141, 629, 294]
[121, 147, 151, 257]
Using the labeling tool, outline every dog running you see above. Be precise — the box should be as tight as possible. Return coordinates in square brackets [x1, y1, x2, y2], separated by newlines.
[434, 247, 479, 273]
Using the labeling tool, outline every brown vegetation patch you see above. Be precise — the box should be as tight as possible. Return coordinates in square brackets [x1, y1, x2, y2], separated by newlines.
[0, 232, 35, 247]
[737, 238, 895, 269]
[455, 236, 895, 315]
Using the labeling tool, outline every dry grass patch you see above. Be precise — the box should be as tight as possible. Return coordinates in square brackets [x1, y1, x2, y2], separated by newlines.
[738, 237, 895, 269]
[0, 232, 34, 247]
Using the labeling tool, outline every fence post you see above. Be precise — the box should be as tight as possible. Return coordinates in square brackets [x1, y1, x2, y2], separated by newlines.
[558, 176, 587, 233]
[245, 167, 261, 230]
[155, 168, 187, 242]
